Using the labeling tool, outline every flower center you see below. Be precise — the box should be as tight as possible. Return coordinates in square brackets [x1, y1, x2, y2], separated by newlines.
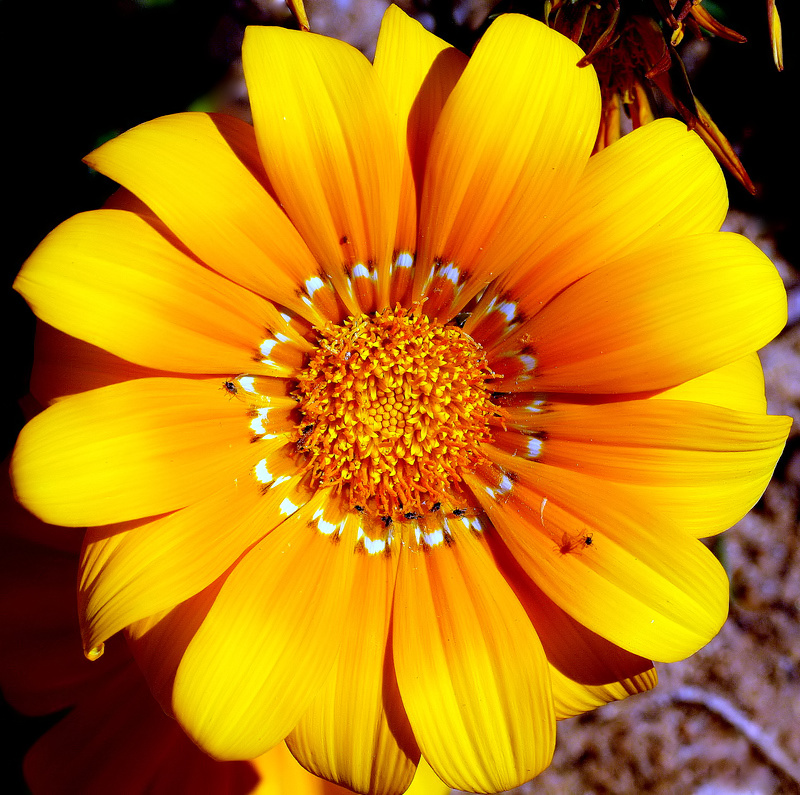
[293, 305, 498, 518]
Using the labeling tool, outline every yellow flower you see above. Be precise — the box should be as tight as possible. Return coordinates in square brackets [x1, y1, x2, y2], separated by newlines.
[10, 6, 790, 794]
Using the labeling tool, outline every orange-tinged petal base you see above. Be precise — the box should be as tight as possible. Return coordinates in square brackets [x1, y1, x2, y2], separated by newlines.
[393, 523, 555, 793]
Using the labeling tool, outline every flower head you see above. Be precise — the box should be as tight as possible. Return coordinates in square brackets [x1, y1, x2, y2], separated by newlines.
[11, 6, 790, 794]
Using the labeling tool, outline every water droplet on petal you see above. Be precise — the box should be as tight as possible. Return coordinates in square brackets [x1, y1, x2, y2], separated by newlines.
[85, 643, 105, 661]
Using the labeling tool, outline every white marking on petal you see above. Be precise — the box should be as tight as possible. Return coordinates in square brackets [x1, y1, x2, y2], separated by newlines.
[519, 354, 537, 371]
[527, 437, 543, 458]
[357, 526, 388, 554]
[425, 529, 445, 546]
[237, 376, 258, 394]
[275, 332, 291, 343]
[254, 459, 273, 484]
[498, 475, 514, 494]
[279, 497, 298, 516]
[526, 400, 546, 413]
[439, 263, 460, 284]
[415, 526, 445, 546]
[317, 515, 336, 535]
[540, 497, 548, 525]
[270, 475, 292, 489]
[484, 297, 512, 320]
[395, 252, 413, 270]
[495, 301, 516, 322]
[260, 339, 278, 357]
[352, 263, 370, 279]
[305, 277, 324, 297]
[364, 536, 386, 554]
[279, 312, 292, 324]
[249, 408, 271, 435]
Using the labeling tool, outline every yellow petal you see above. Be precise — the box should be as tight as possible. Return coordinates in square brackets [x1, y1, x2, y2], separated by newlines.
[404, 759, 450, 795]
[466, 457, 730, 662]
[79, 432, 304, 650]
[373, 5, 467, 265]
[172, 493, 357, 760]
[487, 533, 657, 719]
[14, 209, 310, 375]
[653, 353, 767, 414]
[286, 0, 310, 32]
[125, 577, 226, 715]
[414, 13, 600, 318]
[466, 118, 728, 337]
[243, 26, 401, 315]
[549, 664, 658, 721]
[84, 113, 321, 320]
[768, 0, 784, 71]
[500, 398, 790, 536]
[393, 522, 555, 792]
[253, 744, 450, 795]
[287, 544, 419, 795]
[496, 232, 787, 393]
[251, 743, 355, 795]
[11, 378, 253, 527]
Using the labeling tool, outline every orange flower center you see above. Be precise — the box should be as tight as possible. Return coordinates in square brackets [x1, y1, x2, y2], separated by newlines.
[293, 305, 498, 518]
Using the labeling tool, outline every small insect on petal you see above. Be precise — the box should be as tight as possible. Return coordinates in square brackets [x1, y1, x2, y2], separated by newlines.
[556, 529, 594, 555]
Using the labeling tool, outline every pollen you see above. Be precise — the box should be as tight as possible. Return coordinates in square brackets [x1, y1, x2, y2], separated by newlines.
[293, 305, 499, 517]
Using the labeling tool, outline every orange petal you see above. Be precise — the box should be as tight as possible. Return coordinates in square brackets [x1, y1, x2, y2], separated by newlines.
[287, 544, 419, 795]
[84, 112, 321, 320]
[393, 521, 555, 792]
[15, 209, 310, 375]
[12, 378, 256, 527]
[172, 493, 357, 760]
[373, 6, 467, 267]
[498, 232, 786, 393]
[414, 14, 600, 318]
[243, 26, 401, 314]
